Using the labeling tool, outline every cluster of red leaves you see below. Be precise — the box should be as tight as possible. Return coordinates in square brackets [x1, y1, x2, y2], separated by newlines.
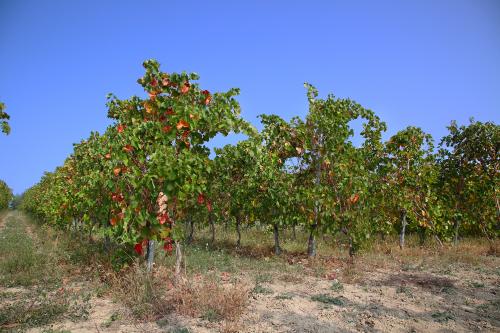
[134, 239, 150, 255]
[133, 238, 173, 255]
[197, 193, 213, 212]
[164, 237, 173, 252]
[111, 192, 124, 202]
[202, 90, 212, 105]
[157, 212, 171, 225]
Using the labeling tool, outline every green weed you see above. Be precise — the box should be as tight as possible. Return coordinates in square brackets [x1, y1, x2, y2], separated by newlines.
[431, 311, 454, 323]
[275, 292, 294, 300]
[311, 294, 345, 306]
[330, 280, 344, 292]
[252, 284, 273, 295]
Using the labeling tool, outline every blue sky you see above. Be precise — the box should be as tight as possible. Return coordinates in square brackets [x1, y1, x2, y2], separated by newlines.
[1, 0, 499, 194]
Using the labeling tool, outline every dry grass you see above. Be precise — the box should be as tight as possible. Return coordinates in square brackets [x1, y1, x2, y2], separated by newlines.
[172, 276, 249, 322]
[107, 264, 172, 320]
[358, 234, 500, 272]
[107, 263, 249, 324]
[340, 261, 365, 284]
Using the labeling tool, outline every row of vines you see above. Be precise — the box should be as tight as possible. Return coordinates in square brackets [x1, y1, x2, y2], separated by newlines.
[1, 102, 13, 209]
[0, 180, 12, 211]
[16, 60, 499, 273]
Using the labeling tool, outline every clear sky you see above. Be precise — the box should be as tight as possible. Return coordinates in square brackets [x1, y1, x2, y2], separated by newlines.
[1, 0, 499, 194]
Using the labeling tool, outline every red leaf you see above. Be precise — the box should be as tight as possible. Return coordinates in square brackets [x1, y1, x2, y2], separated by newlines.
[105, 153, 111, 159]
[157, 212, 170, 225]
[111, 192, 124, 202]
[134, 243, 143, 255]
[123, 144, 133, 153]
[197, 193, 205, 205]
[110, 217, 118, 226]
[201, 90, 211, 105]
[144, 101, 153, 114]
[162, 125, 172, 133]
[206, 200, 212, 212]
[150, 78, 158, 87]
[176, 120, 189, 130]
[350, 193, 360, 204]
[180, 83, 190, 94]
[148, 91, 157, 100]
[113, 168, 121, 176]
[117, 124, 125, 133]
[164, 242, 173, 252]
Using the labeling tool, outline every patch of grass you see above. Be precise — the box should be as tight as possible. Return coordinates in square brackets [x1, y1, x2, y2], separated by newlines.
[440, 286, 456, 294]
[275, 292, 294, 300]
[431, 311, 454, 323]
[0, 288, 90, 330]
[469, 281, 485, 288]
[156, 317, 195, 333]
[94, 284, 110, 298]
[201, 308, 222, 322]
[66, 291, 92, 322]
[476, 303, 489, 312]
[0, 213, 93, 330]
[101, 312, 120, 328]
[330, 280, 344, 292]
[439, 266, 454, 276]
[0, 301, 67, 329]
[161, 241, 292, 279]
[0, 215, 56, 287]
[401, 263, 413, 271]
[396, 286, 413, 296]
[476, 299, 500, 319]
[255, 273, 273, 284]
[311, 294, 345, 306]
[171, 328, 190, 333]
[252, 284, 273, 295]
[0, 291, 16, 301]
